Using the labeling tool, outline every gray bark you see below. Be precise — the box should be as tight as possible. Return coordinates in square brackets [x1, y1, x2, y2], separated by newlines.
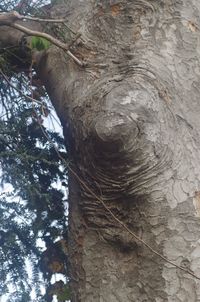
[1, 0, 200, 301]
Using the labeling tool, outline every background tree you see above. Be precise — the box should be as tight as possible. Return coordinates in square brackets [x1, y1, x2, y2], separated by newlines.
[1, 0, 200, 302]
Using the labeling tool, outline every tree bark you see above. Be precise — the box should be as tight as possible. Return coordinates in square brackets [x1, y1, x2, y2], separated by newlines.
[2, 0, 200, 301]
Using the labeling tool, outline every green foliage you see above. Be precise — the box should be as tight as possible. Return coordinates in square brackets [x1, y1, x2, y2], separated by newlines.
[0, 82, 68, 301]
[0, 103, 68, 235]
[0, 194, 41, 299]
[0, 1, 71, 301]
[45, 280, 70, 302]
[57, 284, 71, 301]
[31, 36, 51, 51]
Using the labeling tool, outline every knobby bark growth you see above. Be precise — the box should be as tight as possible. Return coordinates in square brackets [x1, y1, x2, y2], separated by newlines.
[1, 0, 200, 301]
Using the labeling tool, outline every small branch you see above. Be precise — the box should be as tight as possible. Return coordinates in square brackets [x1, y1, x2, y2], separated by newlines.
[0, 11, 84, 67]
[10, 23, 84, 67]
[0, 11, 66, 24]
[22, 15, 67, 23]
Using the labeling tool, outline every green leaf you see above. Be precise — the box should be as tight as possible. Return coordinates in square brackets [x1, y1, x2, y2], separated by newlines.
[57, 284, 71, 301]
[31, 36, 51, 51]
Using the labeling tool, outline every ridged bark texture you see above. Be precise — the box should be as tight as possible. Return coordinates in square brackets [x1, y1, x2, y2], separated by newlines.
[2, 0, 200, 301]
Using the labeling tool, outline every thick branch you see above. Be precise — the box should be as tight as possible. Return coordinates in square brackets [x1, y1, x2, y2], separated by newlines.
[0, 11, 22, 25]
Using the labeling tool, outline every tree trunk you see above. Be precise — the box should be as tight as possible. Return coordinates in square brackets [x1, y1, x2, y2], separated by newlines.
[2, 0, 200, 301]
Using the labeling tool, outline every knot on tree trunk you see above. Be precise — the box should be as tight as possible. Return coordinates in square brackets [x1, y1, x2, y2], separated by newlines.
[71, 76, 177, 246]
[92, 112, 139, 153]
[81, 78, 175, 197]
